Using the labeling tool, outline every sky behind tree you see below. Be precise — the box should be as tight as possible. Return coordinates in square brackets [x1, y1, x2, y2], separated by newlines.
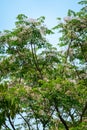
[0, 0, 81, 45]
[0, 0, 81, 30]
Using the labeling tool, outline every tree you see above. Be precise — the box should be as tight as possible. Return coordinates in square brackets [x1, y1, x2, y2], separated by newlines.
[53, 0, 87, 129]
[0, 0, 87, 130]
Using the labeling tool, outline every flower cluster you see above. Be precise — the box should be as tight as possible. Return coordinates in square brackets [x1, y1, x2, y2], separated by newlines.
[25, 18, 37, 23]
[63, 16, 72, 22]
[10, 36, 18, 41]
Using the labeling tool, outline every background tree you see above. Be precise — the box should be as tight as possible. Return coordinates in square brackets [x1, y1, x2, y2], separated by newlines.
[0, 0, 87, 130]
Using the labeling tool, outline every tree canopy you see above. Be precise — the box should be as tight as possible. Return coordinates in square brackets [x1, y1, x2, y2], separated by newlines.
[0, 0, 87, 130]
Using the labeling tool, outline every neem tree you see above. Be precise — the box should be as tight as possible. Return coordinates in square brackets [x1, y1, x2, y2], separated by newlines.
[0, 0, 87, 130]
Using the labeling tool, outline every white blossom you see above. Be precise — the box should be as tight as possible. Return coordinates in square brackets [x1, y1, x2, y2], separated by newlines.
[0, 32, 7, 37]
[10, 36, 18, 41]
[25, 18, 37, 23]
[63, 16, 83, 23]
[81, 24, 86, 28]
[63, 16, 72, 22]
[24, 25, 30, 30]
[75, 17, 81, 21]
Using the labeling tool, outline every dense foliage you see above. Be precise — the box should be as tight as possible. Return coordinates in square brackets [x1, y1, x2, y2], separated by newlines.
[0, 0, 87, 130]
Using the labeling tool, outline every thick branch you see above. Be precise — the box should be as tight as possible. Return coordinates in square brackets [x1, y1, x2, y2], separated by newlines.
[7, 114, 16, 130]
[53, 100, 69, 130]
[79, 42, 87, 62]
[80, 101, 87, 123]
[30, 42, 43, 80]
[66, 39, 72, 63]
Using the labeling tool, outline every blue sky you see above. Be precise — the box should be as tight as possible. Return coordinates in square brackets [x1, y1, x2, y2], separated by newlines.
[0, 0, 81, 45]
[0, 0, 81, 30]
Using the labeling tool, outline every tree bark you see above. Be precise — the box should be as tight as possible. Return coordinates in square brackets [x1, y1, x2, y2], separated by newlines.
[53, 99, 69, 130]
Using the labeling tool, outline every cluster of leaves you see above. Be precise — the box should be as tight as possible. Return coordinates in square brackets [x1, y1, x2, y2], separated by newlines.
[0, 0, 87, 130]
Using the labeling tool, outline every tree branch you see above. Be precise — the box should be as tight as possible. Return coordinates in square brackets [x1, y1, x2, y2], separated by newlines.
[7, 114, 16, 130]
[3, 122, 11, 130]
[53, 99, 69, 130]
[80, 101, 87, 123]
[19, 113, 31, 130]
[30, 42, 43, 80]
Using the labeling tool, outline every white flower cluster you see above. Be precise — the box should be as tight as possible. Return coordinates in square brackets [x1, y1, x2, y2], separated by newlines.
[10, 36, 18, 41]
[19, 25, 31, 35]
[63, 16, 72, 22]
[63, 16, 82, 22]
[24, 25, 30, 30]
[25, 18, 37, 23]
[63, 16, 86, 29]
[0, 32, 7, 37]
